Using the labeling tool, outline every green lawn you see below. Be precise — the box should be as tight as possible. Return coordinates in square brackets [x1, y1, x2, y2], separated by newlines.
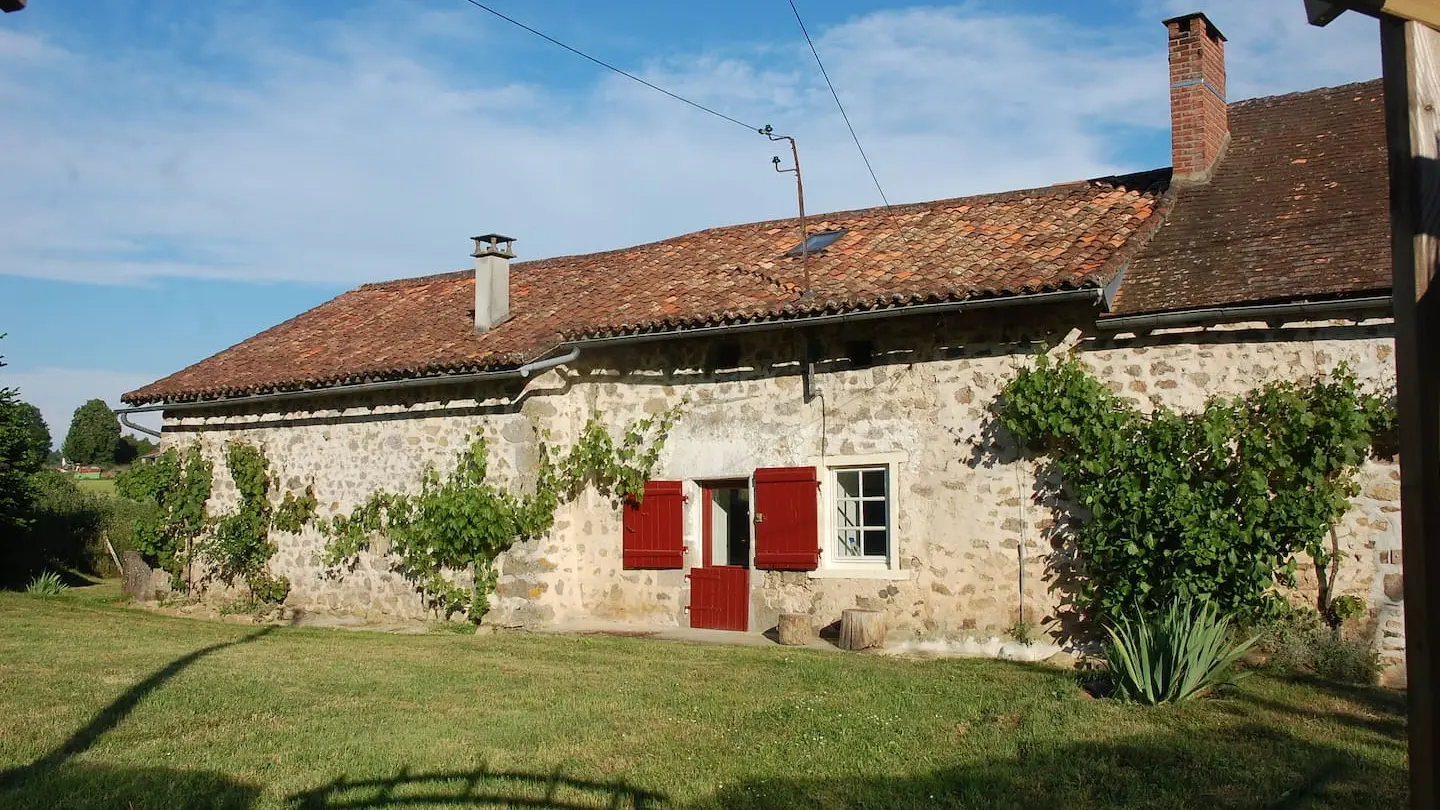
[0, 586, 1409, 810]
[72, 478, 116, 497]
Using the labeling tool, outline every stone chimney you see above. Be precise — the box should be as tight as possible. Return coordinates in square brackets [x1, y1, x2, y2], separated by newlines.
[471, 234, 515, 332]
[1165, 12, 1228, 184]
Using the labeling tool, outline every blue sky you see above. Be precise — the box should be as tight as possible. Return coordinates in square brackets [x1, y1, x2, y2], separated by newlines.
[0, 0, 1380, 441]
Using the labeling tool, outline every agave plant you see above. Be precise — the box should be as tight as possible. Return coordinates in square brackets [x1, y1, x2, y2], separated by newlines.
[1104, 596, 1258, 704]
[25, 570, 68, 597]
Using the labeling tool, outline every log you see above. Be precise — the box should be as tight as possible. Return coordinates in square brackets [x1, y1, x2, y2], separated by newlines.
[839, 609, 885, 651]
[777, 612, 814, 646]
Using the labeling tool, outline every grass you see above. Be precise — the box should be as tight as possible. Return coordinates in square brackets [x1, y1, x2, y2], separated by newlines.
[72, 478, 116, 497]
[0, 585, 1409, 810]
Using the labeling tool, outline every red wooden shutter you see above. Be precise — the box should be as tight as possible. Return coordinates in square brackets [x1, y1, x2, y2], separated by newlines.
[753, 466, 821, 570]
[622, 480, 685, 569]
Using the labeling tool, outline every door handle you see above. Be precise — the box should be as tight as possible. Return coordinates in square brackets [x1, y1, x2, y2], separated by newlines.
[754, 513, 766, 524]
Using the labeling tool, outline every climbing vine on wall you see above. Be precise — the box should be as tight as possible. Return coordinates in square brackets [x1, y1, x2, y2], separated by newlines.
[116, 441, 316, 602]
[993, 355, 1394, 624]
[205, 441, 317, 604]
[115, 445, 214, 586]
[320, 405, 685, 620]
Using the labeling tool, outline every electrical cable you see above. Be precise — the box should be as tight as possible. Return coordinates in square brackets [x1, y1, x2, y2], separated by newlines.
[458, 0, 760, 132]
[786, 0, 892, 207]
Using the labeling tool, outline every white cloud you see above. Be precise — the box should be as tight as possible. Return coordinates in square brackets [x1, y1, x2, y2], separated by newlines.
[1150, 0, 1381, 98]
[0, 3, 1382, 288]
[5, 368, 163, 445]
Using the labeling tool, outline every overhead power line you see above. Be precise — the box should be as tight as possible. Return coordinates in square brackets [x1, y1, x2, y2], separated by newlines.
[786, 0, 892, 208]
[457, 0, 760, 132]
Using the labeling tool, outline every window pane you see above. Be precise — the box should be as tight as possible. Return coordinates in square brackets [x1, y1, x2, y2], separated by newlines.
[862, 469, 887, 497]
[837, 470, 861, 498]
[838, 530, 863, 557]
[837, 500, 861, 528]
[863, 529, 888, 557]
[862, 499, 887, 529]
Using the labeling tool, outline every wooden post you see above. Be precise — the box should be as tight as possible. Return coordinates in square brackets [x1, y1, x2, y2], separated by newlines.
[838, 609, 885, 651]
[1381, 16, 1440, 805]
[777, 612, 814, 646]
[102, 531, 123, 574]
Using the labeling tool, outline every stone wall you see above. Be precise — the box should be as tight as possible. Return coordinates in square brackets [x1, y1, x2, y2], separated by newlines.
[161, 302, 1402, 665]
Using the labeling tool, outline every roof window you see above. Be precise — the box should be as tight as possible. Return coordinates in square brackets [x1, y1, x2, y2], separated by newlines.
[784, 229, 847, 258]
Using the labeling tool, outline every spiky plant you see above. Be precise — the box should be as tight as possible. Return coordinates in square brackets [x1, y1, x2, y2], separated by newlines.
[25, 570, 68, 597]
[1104, 596, 1258, 704]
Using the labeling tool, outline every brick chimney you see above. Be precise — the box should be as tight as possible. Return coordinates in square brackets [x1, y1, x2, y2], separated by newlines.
[1165, 12, 1228, 184]
[471, 234, 514, 332]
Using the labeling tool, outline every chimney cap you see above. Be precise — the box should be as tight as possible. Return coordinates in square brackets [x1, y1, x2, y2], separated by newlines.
[1162, 12, 1226, 41]
[472, 234, 516, 259]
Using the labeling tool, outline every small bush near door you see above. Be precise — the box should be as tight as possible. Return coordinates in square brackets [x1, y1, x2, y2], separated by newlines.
[1252, 607, 1383, 686]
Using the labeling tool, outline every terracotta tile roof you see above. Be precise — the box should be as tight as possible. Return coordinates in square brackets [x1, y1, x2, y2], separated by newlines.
[1107, 80, 1390, 317]
[124, 175, 1166, 405]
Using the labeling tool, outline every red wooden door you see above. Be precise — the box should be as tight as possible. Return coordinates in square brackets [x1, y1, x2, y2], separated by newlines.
[688, 483, 750, 631]
[689, 566, 748, 631]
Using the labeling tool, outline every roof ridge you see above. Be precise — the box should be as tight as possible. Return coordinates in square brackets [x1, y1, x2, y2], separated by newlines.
[1228, 77, 1382, 111]
[358, 269, 472, 292]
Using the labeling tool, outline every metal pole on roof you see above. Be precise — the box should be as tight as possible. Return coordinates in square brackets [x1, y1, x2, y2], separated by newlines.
[762, 125, 811, 293]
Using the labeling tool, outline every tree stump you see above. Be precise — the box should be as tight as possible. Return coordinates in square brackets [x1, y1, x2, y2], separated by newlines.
[777, 612, 814, 646]
[839, 609, 885, 651]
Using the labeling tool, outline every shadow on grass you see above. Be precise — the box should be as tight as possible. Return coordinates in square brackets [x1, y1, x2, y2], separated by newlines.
[688, 723, 1407, 810]
[287, 767, 667, 809]
[0, 626, 277, 809]
[0, 764, 259, 810]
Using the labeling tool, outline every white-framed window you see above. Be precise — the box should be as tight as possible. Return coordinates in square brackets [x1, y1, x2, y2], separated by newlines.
[812, 453, 906, 579]
[834, 467, 889, 562]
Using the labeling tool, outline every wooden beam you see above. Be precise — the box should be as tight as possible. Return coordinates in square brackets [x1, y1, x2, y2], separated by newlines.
[1381, 15, 1440, 808]
[1387, 0, 1440, 26]
[1310, 0, 1440, 28]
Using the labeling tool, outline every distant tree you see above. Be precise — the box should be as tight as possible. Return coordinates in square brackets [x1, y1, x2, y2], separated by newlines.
[116, 435, 158, 465]
[14, 402, 50, 470]
[62, 399, 121, 466]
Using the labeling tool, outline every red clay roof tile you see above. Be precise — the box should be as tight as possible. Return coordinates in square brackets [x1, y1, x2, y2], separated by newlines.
[124, 175, 1165, 404]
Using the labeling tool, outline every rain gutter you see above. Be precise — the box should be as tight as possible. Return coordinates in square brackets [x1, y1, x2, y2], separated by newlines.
[1095, 295, 1392, 333]
[112, 288, 1100, 425]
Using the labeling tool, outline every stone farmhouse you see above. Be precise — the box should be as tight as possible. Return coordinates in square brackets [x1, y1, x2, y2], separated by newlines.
[123, 13, 1404, 663]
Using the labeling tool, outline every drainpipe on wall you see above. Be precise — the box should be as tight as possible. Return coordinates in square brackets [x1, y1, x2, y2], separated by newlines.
[118, 410, 162, 439]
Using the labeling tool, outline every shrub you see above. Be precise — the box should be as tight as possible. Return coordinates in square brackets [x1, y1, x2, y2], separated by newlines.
[996, 357, 1394, 626]
[25, 570, 68, 596]
[1104, 597, 1258, 704]
[18, 471, 107, 577]
[1254, 607, 1382, 686]
[15, 471, 154, 580]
